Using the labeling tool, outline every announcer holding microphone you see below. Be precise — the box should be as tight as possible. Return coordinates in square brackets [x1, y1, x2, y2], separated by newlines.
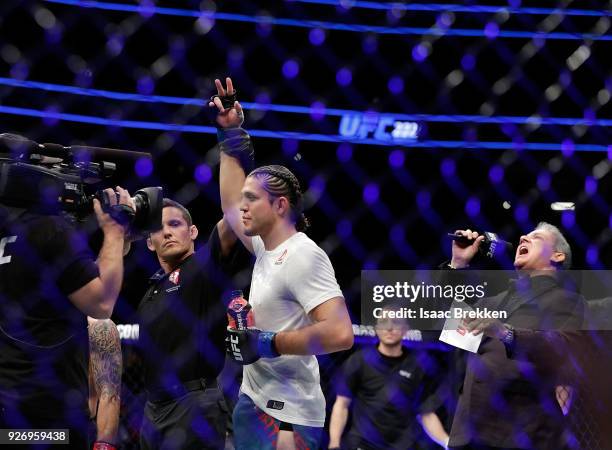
[446, 224, 584, 450]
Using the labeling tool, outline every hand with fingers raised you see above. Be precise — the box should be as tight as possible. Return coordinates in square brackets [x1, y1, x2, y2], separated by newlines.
[209, 77, 244, 129]
[210, 76, 254, 171]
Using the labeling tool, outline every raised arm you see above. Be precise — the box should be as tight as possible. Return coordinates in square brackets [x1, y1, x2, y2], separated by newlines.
[215, 217, 238, 259]
[69, 187, 132, 319]
[88, 317, 122, 449]
[220, 148, 253, 254]
[210, 77, 254, 254]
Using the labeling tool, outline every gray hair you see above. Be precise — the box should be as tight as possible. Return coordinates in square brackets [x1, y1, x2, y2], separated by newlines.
[535, 222, 572, 269]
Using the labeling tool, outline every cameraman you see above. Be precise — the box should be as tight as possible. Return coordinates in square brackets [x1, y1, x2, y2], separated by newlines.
[0, 186, 132, 449]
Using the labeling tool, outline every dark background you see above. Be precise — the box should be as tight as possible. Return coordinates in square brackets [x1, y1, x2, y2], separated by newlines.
[0, 1, 610, 447]
[0, 0, 610, 323]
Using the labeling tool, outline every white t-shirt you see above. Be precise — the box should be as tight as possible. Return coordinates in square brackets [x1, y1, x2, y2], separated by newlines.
[240, 232, 344, 427]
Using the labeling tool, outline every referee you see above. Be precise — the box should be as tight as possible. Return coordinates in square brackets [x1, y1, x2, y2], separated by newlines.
[137, 198, 247, 449]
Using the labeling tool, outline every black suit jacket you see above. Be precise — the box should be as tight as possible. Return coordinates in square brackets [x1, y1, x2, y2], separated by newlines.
[449, 274, 585, 449]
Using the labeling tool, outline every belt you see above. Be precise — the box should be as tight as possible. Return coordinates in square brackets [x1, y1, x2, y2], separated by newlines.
[147, 378, 217, 403]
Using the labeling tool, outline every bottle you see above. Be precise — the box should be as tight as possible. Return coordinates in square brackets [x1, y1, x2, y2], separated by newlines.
[226, 290, 254, 330]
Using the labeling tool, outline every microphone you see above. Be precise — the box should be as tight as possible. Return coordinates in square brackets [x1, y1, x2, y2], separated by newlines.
[0, 133, 43, 156]
[0, 133, 152, 162]
[42, 143, 152, 163]
[447, 231, 514, 259]
[53, 144, 151, 162]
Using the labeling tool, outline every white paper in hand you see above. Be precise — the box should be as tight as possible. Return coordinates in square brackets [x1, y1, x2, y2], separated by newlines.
[439, 302, 483, 353]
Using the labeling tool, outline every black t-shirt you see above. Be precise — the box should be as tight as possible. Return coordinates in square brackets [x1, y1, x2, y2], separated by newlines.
[337, 346, 441, 450]
[0, 208, 99, 422]
[137, 226, 239, 393]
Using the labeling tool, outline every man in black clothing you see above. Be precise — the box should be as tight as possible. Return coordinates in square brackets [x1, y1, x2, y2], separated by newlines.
[138, 198, 244, 450]
[0, 186, 132, 449]
[447, 223, 585, 450]
[329, 314, 450, 450]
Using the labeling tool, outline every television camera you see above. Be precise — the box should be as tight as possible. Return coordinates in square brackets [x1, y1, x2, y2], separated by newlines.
[0, 133, 162, 237]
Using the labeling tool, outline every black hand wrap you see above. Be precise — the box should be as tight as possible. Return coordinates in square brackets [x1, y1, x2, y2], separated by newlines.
[211, 90, 238, 109]
[218, 128, 255, 173]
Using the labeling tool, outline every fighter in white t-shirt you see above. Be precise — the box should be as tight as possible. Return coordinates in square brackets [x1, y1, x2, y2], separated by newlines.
[211, 78, 354, 449]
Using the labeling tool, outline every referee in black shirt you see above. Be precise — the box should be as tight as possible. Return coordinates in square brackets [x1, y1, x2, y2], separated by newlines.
[138, 199, 244, 450]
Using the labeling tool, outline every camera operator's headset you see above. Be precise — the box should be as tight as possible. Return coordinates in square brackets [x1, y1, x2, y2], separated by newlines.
[0, 204, 80, 349]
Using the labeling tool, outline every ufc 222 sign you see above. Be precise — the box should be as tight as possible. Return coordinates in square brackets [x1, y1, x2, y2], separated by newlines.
[0, 235, 17, 265]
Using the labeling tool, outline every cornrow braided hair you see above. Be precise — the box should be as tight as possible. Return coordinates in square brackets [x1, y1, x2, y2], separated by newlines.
[248, 165, 310, 232]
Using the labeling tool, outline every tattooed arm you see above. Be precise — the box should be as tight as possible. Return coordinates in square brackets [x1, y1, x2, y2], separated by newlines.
[88, 317, 122, 446]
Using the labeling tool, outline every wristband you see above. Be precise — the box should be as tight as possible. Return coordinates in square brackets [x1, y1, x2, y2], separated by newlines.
[258, 331, 280, 358]
[216, 126, 247, 143]
[217, 129, 255, 172]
